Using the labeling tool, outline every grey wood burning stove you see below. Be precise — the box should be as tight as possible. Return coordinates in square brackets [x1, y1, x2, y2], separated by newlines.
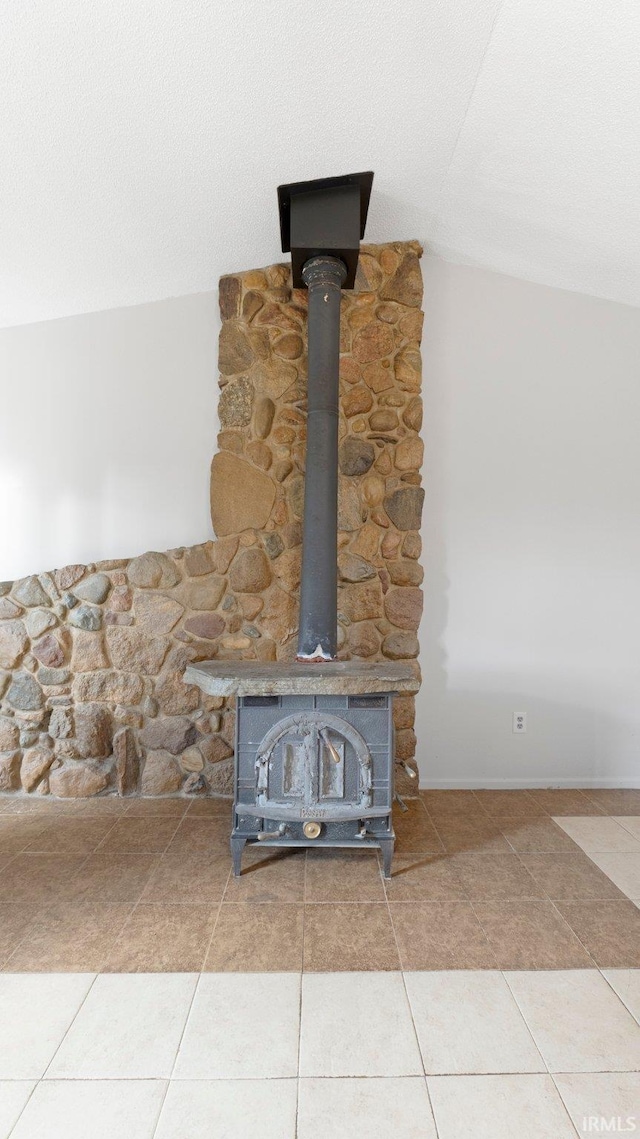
[187, 172, 421, 878]
[185, 660, 419, 878]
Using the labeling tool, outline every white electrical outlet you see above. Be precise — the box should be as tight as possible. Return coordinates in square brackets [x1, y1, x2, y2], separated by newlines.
[513, 712, 527, 733]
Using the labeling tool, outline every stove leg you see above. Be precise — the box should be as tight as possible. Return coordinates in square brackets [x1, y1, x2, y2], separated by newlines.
[379, 838, 394, 880]
[231, 835, 246, 877]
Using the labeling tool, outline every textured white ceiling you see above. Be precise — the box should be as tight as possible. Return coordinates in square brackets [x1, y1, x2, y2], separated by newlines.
[1, 0, 638, 327]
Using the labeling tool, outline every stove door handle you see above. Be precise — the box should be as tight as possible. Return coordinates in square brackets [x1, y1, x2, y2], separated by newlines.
[321, 729, 342, 765]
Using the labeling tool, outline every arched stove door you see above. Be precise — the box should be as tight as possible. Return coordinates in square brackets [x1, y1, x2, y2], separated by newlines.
[254, 711, 373, 821]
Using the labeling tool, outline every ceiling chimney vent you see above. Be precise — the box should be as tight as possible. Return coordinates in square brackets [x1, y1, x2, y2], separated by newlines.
[277, 171, 373, 288]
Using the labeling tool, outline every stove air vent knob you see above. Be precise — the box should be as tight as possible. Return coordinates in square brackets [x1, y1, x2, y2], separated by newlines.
[303, 821, 322, 840]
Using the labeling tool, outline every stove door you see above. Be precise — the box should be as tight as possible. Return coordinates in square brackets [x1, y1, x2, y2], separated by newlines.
[255, 712, 372, 820]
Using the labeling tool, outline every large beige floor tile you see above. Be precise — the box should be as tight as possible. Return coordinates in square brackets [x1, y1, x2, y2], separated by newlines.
[428, 1074, 578, 1138]
[554, 817, 640, 853]
[0, 1082, 35, 1137]
[103, 904, 217, 972]
[499, 817, 579, 853]
[528, 790, 605, 816]
[390, 901, 497, 969]
[473, 791, 546, 817]
[24, 818, 116, 855]
[384, 853, 468, 901]
[421, 790, 486, 817]
[0, 818, 53, 854]
[204, 904, 303, 971]
[139, 851, 229, 906]
[520, 852, 625, 900]
[173, 973, 300, 1079]
[98, 818, 180, 854]
[393, 800, 444, 853]
[0, 856, 87, 907]
[580, 790, 640, 815]
[61, 852, 160, 908]
[224, 847, 305, 904]
[304, 903, 399, 970]
[473, 899, 592, 969]
[300, 972, 422, 1077]
[505, 970, 640, 1072]
[0, 906, 40, 966]
[431, 816, 511, 854]
[614, 816, 640, 841]
[447, 852, 543, 899]
[11, 1080, 166, 1139]
[298, 1077, 437, 1138]
[125, 799, 189, 818]
[0, 973, 94, 1079]
[5, 901, 131, 973]
[47, 973, 197, 1079]
[554, 1072, 640, 1137]
[602, 969, 640, 1022]
[557, 900, 640, 967]
[305, 849, 385, 902]
[588, 853, 640, 899]
[404, 971, 543, 1074]
[154, 1080, 297, 1139]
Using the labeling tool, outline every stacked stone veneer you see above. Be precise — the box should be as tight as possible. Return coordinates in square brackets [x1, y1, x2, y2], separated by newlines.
[0, 240, 424, 799]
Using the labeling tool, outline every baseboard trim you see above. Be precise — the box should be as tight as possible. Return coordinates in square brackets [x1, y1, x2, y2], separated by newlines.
[418, 777, 640, 790]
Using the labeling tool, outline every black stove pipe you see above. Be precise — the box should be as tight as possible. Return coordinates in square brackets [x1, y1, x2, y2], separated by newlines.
[296, 255, 347, 661]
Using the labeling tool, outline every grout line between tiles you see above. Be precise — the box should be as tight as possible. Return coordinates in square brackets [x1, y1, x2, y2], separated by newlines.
[92, 812, 184, 856]
[166, 974, 202, 1083]
[295, 871, 306, 1132]
[597, 967, 640, 1025]
[3, 1067, 633, 1082]
[300, 850, 308, 972]
[613, 815, 640, 839]
[147, 973, 203, 1136]
[543, 895, 601, 969]
[6, 1078, 41, 1139]
[500, 971, 549, 1072]
[395, 968, 429, 1087]
[547, 1071, 590, 1138]
[147, 1079, 172, 1136]
[385, 856, 409, 975]
[378, 856, 403, 970]
[40, 972, 101, 1081]
[198, 875, 230, 973]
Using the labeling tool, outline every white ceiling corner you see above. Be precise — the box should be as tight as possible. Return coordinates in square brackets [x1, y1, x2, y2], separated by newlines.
[0, 0, 639, 327]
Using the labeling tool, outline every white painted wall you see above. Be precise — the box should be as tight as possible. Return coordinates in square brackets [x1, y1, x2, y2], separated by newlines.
[2, 257, 639, 786]
[418, 257, 640, 787]
[0, 294, 219, 579]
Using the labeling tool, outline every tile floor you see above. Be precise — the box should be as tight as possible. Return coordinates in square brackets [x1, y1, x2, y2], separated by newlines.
[1, 789, 640, 972]
[0, 789, 639, 1135]
[0, 969, 638, 1137]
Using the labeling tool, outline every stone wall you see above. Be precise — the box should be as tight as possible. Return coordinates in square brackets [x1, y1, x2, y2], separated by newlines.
[0, 240, 424, 798]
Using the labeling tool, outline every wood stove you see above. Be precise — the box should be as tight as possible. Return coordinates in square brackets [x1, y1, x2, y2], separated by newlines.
[187, 172, 420, 878]
[186, 660, 418, 878]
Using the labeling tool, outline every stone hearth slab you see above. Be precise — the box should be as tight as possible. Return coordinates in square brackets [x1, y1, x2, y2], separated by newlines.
[184, 659, 420, 696]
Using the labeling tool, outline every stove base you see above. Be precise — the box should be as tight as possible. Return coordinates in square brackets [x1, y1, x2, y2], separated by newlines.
[231, 819, 395, 879]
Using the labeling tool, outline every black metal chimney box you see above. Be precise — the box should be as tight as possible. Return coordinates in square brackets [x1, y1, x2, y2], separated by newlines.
[278, 171, 373, 288]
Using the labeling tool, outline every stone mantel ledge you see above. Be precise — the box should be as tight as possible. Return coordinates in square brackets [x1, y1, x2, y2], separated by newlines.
[185, 659, 420, 697]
